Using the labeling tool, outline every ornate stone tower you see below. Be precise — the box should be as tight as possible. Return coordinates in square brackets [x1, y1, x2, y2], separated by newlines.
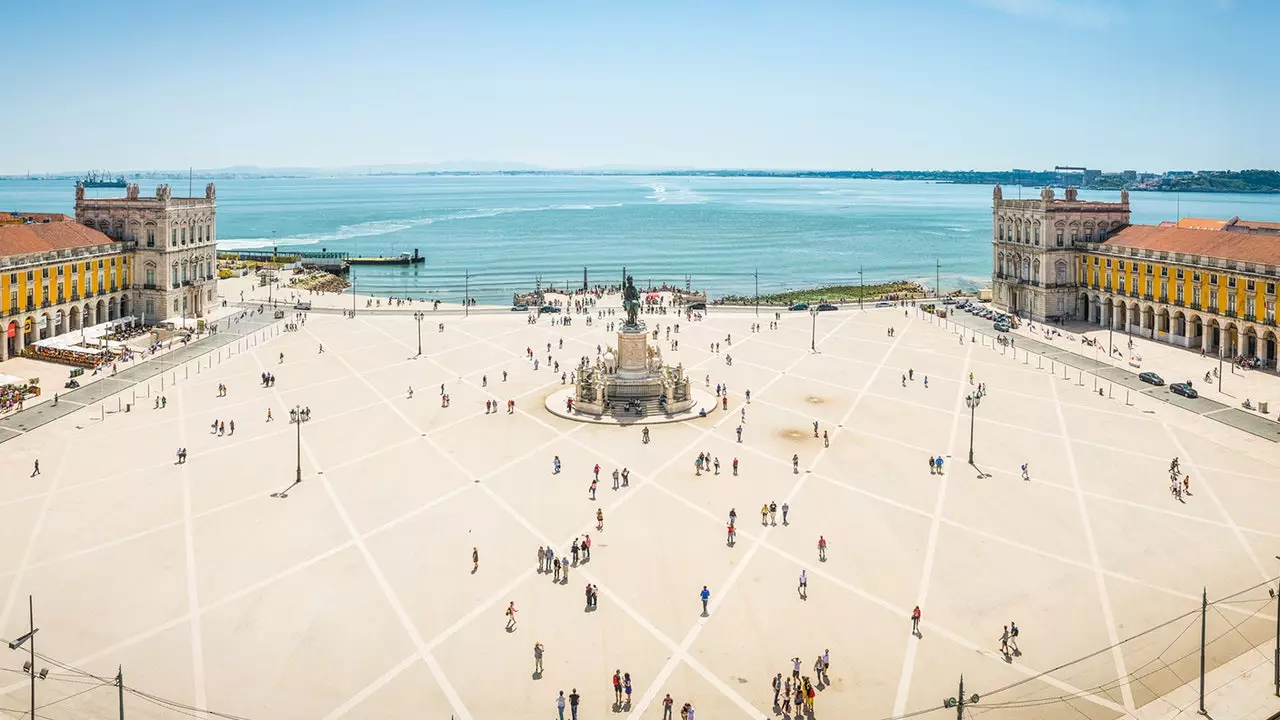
[990, 184, 1130, 322]
[75, 182, 218, 325]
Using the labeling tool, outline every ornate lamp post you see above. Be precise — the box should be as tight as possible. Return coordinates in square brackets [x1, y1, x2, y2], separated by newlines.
[293, 404, 303, 485]
[810, 308, 818, 352]
[413, 311, 424, 356]
[965, 392, 981, 464]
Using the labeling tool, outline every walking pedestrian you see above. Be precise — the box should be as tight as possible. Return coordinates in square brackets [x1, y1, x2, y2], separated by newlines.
[732, 457, 739, 475]
[589, 477, 597, 500]
[912, 605, 922, 636]
[31, 460, 40, 477]
[726, 521, 736, 546]
[553, 455, 561, 474]
[929, 456, 936, 475]
[534, 642, 544, 674]
[823, 430, 829, 447]
[624, 673, 632, 706]
[772, 673, 782, 706]
[761, 504, 769, 525]
[791, 657, 801, 680]
[472, 547, 479, 572]
[556, 690, 566, 720]
[1000, 625, 1010, 658]
[612, 468, 620, 490]
[1009, 621, 1019, 653]
[537, 546, 545, 572]
[1021, 463, 1029, 481]
[662, 693, 674, 720]
[781, 502, 789, 524]
[583, 534, 591, 561]
[569, 689, 580, 720]
[596, 508, 604, 531]
[817, 535, 827, 561]
[792, 454, 799, 473]
[798, 569, 807, 598]
[700, 585, 710, 615]
[769, 501, 777, 524]
[505, 602, 518, 631]
[736, 425, 743, 442]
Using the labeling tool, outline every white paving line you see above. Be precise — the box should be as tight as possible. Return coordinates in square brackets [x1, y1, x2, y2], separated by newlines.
[640, 461, 1131, 718]
[342, 311, 777, 719]
[1048, 364, 1137, 713]
[1160, 424, 1270, 582]
[175, 383, 208, 710]
[0, 443, 74, 644]
[274, 337, 474, 720]
[627, 309, 886, 719]
[891, 333, 973, 718]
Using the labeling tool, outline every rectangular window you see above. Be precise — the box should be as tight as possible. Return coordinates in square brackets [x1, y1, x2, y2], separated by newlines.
[1194, 272, 1201, 282]
[1175, 285, 1184, 304]
[1176, 269, 1184, 280]
[26, 271, 32, 281]
[1267, 300, 1276, 324]
[1160, 267, 1168, 277]
[1228, 276, 1237, 288]
[1093, 257, 1100, 266]
[1145, 279, 1153, 296]
[1085, 230, 1093, 242]
[1228, 295, 1237, 314]
[1246, 279, 1256, 291]
[1105, 258, 1112, 268]
[1269, 283, 1277, 295]
[171, 229, 177, 246]
[1071, 232, 1079, 243]
[1210, 274, 1218, 285]
[1056, 232, 1063, 246]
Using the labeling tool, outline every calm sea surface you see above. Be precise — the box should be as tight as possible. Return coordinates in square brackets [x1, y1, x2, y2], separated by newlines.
[3, 175, 1278, 304]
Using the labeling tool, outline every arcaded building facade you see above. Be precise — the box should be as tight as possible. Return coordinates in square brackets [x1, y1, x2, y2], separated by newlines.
[992, 184, 1280, 366]
[991, 185, 1131, 322]
[74, 182, 218, 324]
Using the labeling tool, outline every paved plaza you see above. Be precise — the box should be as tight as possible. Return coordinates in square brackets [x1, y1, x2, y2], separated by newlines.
[0, 294, 1277, 720]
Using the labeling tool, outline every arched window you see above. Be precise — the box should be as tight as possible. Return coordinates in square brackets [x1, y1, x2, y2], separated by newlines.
[998, 222, 1004, 241]
[1033, 260, 1040, 283]
[1022, 258, 1031, 281]
[1056, 260, 1068, 284]
[1033, 223, 1040, 246]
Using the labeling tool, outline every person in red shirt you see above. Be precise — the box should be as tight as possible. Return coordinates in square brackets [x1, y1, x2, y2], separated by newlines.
[817, 535, 827, 561]
[911, 606, 922, 636]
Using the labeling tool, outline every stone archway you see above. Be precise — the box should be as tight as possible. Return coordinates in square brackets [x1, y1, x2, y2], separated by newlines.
[69, 305, 81, 331]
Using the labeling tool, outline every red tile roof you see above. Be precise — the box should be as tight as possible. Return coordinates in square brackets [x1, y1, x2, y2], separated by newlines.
[1102, 224, 1280, 266]
[1175, 217, 1228, 231]
[0, 212, 72, 226]
[0, 220, 118, 257]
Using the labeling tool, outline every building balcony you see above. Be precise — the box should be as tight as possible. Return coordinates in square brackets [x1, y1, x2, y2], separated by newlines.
[55, 296, 65, 304]
[1265, 318, 1277, 327]
[110, 285, 118, 293]
[1143, 294, 1154, 301]
[141, 283, 158, 290]
[1225, 310, 1238, 319]
[6, 307, 17, 318]
[1192, 302, 1202, 310]
[40, 300, 50, 309]
[70, 292, 79, 301]
[24, 304, 34, 312]
[96, 289, 105, 297]
[1244, 313, 1257, 322]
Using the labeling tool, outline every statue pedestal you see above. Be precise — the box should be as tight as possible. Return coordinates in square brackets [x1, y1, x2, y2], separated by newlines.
[615, 329, 649, 380]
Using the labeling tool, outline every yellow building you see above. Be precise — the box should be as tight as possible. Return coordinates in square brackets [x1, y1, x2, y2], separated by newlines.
[0, 215, 133, 361]
[991, 183, 1280, 365]
[1076, 217, 1280, 364]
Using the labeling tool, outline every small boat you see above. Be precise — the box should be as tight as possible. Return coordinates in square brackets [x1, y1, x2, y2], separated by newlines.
[346, 249, 425, 266]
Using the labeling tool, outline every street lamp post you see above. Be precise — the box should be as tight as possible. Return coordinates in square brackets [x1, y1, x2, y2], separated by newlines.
[413, 311, 424, 356]
[1273, 555, 1280, 697]
[810, 308, 818, 352]
[965, 392, 981, 464]
[294, 404, 303, 485]
[7, 596, 44, 720]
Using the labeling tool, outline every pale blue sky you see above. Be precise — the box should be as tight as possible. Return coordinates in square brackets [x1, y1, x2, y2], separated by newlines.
[2, 0, 1275, 173]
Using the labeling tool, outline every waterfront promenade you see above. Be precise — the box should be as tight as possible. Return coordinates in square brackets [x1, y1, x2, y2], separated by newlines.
[0, 286, 1275, 720]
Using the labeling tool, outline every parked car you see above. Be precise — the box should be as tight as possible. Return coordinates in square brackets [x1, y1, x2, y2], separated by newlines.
[874, 301, 892, 308]
[993, 321, 1010, 332]
[687, 302, 706, 311]
[817, 303, 838, 311]
[789, 302, 810, 311]
[942, 297, 956, 305]
[294, 301, 312, 310]
[539, 305, 561, 314]
[1170, 382, 1199, 399]
[511, 304, 528, 312]
[1138, 371, 1165, 386]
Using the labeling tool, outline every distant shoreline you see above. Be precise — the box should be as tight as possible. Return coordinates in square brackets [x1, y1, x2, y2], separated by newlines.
[5, 170, 1278, 194]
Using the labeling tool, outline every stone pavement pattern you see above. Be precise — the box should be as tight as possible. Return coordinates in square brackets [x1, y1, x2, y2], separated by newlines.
[0, 299, 1276, 720]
